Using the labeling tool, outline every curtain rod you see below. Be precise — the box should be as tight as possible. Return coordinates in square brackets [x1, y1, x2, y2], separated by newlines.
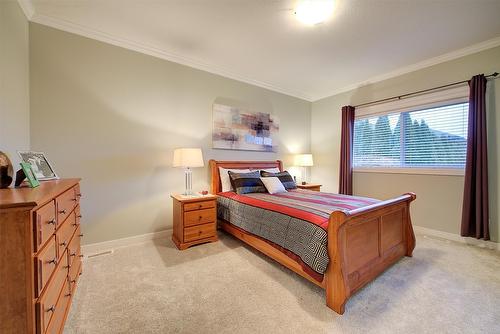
[354, 72, 499, 109]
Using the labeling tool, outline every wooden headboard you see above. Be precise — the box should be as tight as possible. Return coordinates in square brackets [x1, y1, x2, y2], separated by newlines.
[209, 159, 283, 194]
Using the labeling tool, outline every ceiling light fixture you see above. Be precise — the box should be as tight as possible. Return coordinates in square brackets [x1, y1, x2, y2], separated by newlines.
[294, 0, 335, 25]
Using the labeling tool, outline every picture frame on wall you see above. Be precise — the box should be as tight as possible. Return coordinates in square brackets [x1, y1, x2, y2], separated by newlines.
[17, 151, 59, 181]
[212, 103, 279, 152]
[20, 162, 40, 188]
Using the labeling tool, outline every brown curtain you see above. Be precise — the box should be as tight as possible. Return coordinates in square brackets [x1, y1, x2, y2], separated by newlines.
[339, 105, 355, 195]
[461, 74, 489, 240]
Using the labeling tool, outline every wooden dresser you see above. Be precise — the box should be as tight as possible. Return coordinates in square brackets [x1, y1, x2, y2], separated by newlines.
[171, 194, 218, 250]
[0, 179, 83, 334]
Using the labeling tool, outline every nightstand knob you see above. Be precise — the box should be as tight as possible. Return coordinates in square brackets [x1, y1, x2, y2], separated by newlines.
[198, 231, 202, 235]
[198, 205, 202, 209]
[198, 216, 202, 220]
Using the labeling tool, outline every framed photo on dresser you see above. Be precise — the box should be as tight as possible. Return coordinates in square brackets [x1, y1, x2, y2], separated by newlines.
[17, 151, 59, 180]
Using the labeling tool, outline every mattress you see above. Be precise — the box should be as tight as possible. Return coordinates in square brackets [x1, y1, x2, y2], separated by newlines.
[217, 189, 380, 279]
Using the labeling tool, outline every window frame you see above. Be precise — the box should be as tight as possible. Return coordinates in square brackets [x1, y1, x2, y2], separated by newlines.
[352, 86, 469, 176]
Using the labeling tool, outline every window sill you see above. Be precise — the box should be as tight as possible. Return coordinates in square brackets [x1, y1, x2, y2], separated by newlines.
[353, 167, 465, 176]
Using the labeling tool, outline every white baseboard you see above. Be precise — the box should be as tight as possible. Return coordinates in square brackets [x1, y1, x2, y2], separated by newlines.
[413, 225, 499, 251]
[82, 229, 171, 258]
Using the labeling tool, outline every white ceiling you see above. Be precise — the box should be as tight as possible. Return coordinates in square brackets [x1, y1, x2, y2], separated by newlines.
[20, 0, 500, 101]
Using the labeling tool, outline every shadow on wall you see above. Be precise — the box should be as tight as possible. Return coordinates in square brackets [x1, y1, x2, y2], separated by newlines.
[33, 70, 306, 245]
[32, 69, 202, 245]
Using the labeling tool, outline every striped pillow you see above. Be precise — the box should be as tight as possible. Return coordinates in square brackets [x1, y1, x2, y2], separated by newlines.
[260, 170, 297, 190]
[228, 171, 267, 194]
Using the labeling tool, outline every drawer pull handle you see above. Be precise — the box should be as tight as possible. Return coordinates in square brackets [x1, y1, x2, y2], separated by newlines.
[71, 198, 78, 202]
[79, 234, 84, 237]
[60, 241, 67, 247]
[71, 279, 76, 284]
[73, 223, 78, 227]
[77, 215, 82, 218]
[198, 231, 202, 235]
[65, 292, 72, 297]
[46, 305, 56, 313]
[199, 216, 202, 220]
[70, 252, 76, 257]
[198, 205, 202, 209]
[47, 219, 56, 225]
[77, 193, 82, 198]
[59, 209, 67, 214]
[47, 258, 57, 265]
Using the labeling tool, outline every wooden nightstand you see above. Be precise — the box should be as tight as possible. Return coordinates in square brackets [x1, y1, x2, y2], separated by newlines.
[171, 194, 218, 250]
[296, 183, 322, 192]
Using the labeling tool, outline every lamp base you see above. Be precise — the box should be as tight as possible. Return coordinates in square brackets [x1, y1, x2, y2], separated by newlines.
[184, 167, 193, 196]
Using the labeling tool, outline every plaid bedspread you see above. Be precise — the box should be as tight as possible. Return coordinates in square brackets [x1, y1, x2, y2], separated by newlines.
[217, 189, 379, 276]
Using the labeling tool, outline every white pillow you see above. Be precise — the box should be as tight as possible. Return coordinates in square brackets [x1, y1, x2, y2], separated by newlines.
[219, 167, 251, 192]
[260, 177, 287, 194]
[260, 167, 280, 173]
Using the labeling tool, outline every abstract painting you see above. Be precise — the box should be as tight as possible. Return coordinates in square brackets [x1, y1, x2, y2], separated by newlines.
[212, 104, 279, 152]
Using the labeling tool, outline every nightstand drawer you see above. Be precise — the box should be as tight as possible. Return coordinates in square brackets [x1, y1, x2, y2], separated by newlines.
[184, 223, 216, 242]
[184, 208, 216, 227]
[184, 200, 215, 212]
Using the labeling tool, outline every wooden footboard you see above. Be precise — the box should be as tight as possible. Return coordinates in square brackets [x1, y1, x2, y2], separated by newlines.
[325, 193, 416, 314]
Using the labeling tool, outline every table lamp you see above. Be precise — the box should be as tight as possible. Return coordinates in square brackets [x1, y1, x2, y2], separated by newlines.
[173, 148, 204, 196]
[294, 154, 314, 185]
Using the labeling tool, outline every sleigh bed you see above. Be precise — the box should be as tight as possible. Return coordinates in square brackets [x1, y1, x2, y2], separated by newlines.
[209, 159, 416, 314]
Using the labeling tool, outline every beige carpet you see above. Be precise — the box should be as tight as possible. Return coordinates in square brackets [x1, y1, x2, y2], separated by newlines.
[64, 232, 500, 334]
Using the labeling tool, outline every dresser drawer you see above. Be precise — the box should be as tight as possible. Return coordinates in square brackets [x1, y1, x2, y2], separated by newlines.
[45, 278, 72, 334]
[74, 183, 82, 203]
[34, 200, 57, 251]
[37, 250, 68, 333]
[184, 208, 216, 227]
[75, 205, 82, 225]
[184, 200, 215, 212]
[36, 236, 58, 296]
[56, 188, 77, 224]
[56, 211, 77, 257]
[67, 226, 81, 267]
[184, 223, 216, 242]
[69, 255, 82, 290]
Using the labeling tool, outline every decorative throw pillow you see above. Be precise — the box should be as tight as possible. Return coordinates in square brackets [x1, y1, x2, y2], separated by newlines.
[260, 177, 287, 194]
[219, 167, 251, 192]
[228, 171, 267, 194]
[259, 167, 280, 173]
[260, 170, 297, 190]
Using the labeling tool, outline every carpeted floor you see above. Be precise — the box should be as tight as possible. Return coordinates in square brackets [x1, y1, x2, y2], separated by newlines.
[64, 232, 500, 334]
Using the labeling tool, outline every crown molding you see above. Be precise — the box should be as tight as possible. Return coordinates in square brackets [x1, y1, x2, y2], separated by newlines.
[312, 35, 500, 101]
[29, 12, 314, 101]
[16, 0, 34, 20]
[22, 0, 500, 103]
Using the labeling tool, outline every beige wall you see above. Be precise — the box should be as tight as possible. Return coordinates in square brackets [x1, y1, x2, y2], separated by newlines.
[311, 46, 500, 242]
[29, 23, 311, 245]
[0, 0, 30, 167]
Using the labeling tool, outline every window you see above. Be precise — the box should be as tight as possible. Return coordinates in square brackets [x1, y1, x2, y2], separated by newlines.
[353, 102, 468, 172]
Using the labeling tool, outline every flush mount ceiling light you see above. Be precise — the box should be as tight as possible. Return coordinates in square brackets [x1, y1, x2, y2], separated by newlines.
[294, 0, 335, 25]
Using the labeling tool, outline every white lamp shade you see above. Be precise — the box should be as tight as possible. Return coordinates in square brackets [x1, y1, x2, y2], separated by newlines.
[172, 148, 204, 168]
[294, 154, 314, 167]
